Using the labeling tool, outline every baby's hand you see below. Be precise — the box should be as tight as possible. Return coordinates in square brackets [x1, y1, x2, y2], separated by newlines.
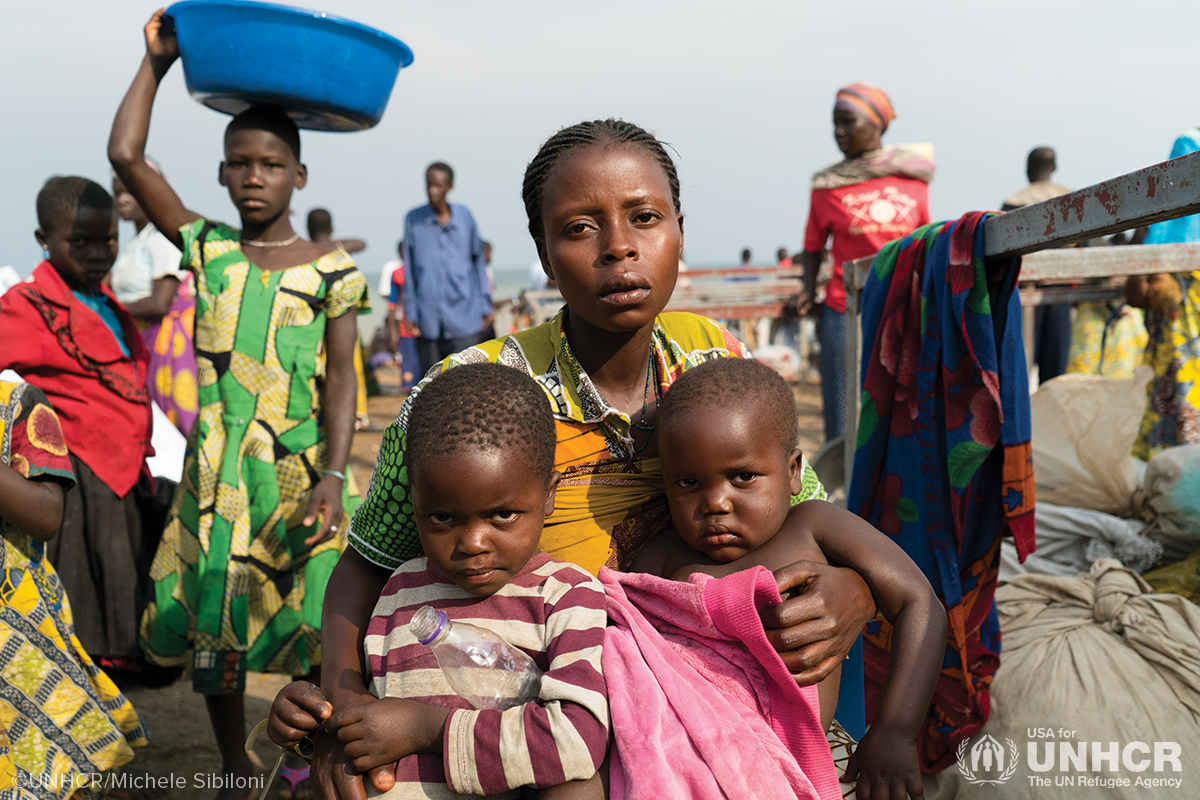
[144, 8, 180, 63]
[328, 697, 448, 773]
[843, 726, 923, 800]
[267, 681, 331, 750]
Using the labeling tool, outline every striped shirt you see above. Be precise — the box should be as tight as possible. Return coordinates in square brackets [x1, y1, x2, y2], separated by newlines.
[364, 552, 608, 799]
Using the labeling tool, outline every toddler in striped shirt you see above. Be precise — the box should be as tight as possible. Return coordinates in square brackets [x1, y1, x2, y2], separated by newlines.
[269, 363, 608, 799]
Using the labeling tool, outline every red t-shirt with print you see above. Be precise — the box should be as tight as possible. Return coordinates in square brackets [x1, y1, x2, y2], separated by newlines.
[804, 176, 931, 313]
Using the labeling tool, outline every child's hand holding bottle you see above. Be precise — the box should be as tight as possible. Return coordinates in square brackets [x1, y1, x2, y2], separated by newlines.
[843, 726, 924, 800]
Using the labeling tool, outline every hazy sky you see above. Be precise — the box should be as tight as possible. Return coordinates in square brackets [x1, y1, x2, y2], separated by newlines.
[3, 0, 1197, 282]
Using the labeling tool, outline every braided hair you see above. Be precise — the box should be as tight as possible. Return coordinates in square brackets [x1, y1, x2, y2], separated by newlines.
[521, 119, 681, 240]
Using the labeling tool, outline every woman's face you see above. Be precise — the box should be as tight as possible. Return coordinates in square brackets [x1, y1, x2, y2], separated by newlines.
[833, 107, 883, 159]
[535, 144, 681, 335]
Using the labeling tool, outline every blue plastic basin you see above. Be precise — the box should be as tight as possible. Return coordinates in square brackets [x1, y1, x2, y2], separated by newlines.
[165, 0, 413, 131]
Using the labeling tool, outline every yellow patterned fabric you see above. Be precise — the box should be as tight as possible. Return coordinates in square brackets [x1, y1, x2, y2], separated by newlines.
[0, 381, 147, 800]
[141, 221, 369, 694]
[1144, 547, 1200, 603]
[1066, 300, 1148, 379]
[1134, 272, 1200, 460]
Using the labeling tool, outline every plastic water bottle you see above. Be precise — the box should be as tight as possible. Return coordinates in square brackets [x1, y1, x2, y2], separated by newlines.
[409, 605, 543, 710]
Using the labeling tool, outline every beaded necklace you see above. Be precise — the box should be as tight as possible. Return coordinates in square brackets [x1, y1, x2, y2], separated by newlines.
[630, 351, 660, 455]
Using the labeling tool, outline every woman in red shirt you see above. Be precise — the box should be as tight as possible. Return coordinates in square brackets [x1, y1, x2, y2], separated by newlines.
[798, 83, 934, 443]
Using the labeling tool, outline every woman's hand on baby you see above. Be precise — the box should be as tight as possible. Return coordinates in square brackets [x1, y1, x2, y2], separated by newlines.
[761, 560, 876, 686]
[144, 9, 179, 66]
[843, 726, 924, 800]
[303, 476, 346, 546]
[268, 681, 331, 749]
[328, 698, 450, 773]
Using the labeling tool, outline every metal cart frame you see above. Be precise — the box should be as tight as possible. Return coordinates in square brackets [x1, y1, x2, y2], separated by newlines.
[841, 151, 1200, 484]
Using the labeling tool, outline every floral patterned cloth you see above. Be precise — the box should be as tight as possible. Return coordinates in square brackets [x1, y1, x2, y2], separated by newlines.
[137, 279, 199, 436]
[1133, 130, 1200, 459]
[848, 212, 1036, 773]
[0, 382, 147, 799]
[141, 220, 368, 695]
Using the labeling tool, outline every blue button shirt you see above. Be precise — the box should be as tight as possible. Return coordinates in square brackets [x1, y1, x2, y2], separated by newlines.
[401, 203, 490, 339]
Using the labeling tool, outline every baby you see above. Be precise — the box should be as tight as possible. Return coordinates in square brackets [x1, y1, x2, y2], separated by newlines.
[269, 363, 607, 798]
[632, 357, 947, 800]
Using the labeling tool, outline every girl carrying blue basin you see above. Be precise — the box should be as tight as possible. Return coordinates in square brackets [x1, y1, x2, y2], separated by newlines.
[109, 10, 368, 796]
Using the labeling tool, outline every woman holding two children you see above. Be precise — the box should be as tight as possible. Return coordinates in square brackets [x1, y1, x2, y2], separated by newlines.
[306, 119, 881, 799]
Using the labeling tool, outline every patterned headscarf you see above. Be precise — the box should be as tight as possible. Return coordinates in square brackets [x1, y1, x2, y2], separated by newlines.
[835, 82, 896, 131]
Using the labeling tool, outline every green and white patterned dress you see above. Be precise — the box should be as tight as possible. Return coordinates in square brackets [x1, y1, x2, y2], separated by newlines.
[141, 220, 368, 694]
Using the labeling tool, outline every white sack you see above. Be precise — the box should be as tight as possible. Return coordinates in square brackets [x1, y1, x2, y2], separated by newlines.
[924, 559, 1200, 798]
[1030, 366, 1151, 517]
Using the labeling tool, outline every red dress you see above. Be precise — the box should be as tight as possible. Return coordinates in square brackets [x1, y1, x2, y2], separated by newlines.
[0, 262, 152, 496]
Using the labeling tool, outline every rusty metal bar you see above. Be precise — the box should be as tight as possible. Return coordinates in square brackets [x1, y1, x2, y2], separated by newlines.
[1017, 243, 1200, 282]
[1018, 285, 1123, 306]
[845, 255, 875, 292]
[984, 150, 1200, 257]
[844, 277, 862, 485]
[671, 285, 803, 302]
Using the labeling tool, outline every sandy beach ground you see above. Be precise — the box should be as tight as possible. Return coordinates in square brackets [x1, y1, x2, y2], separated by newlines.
[120, 362, 828, 800]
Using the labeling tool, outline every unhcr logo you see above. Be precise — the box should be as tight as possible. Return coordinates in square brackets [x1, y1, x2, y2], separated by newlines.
[956, 734, 1018, 786]
[954, 730, 1185, 789]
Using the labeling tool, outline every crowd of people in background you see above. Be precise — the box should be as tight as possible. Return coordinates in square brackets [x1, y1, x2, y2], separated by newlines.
[2, 9, 1200, 798]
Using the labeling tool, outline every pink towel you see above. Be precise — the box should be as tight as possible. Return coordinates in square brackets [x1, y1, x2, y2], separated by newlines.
[601, 567, 840, 800]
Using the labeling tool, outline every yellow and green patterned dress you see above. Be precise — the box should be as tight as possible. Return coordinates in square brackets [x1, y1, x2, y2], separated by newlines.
[1134, 272, 1200, 460]
[140, 221, 368, 694]
[0, 381, 147, 800]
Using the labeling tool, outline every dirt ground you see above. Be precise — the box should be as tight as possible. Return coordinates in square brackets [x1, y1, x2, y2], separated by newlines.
[120, 362, 829, 800]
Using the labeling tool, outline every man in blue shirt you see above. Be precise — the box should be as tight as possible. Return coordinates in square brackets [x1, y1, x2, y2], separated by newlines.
[402, 162, 491, 375]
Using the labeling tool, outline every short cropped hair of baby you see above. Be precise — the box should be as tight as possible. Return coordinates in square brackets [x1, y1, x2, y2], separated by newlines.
[633, 357, 948, 800]
[269, 363, 608, 799]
